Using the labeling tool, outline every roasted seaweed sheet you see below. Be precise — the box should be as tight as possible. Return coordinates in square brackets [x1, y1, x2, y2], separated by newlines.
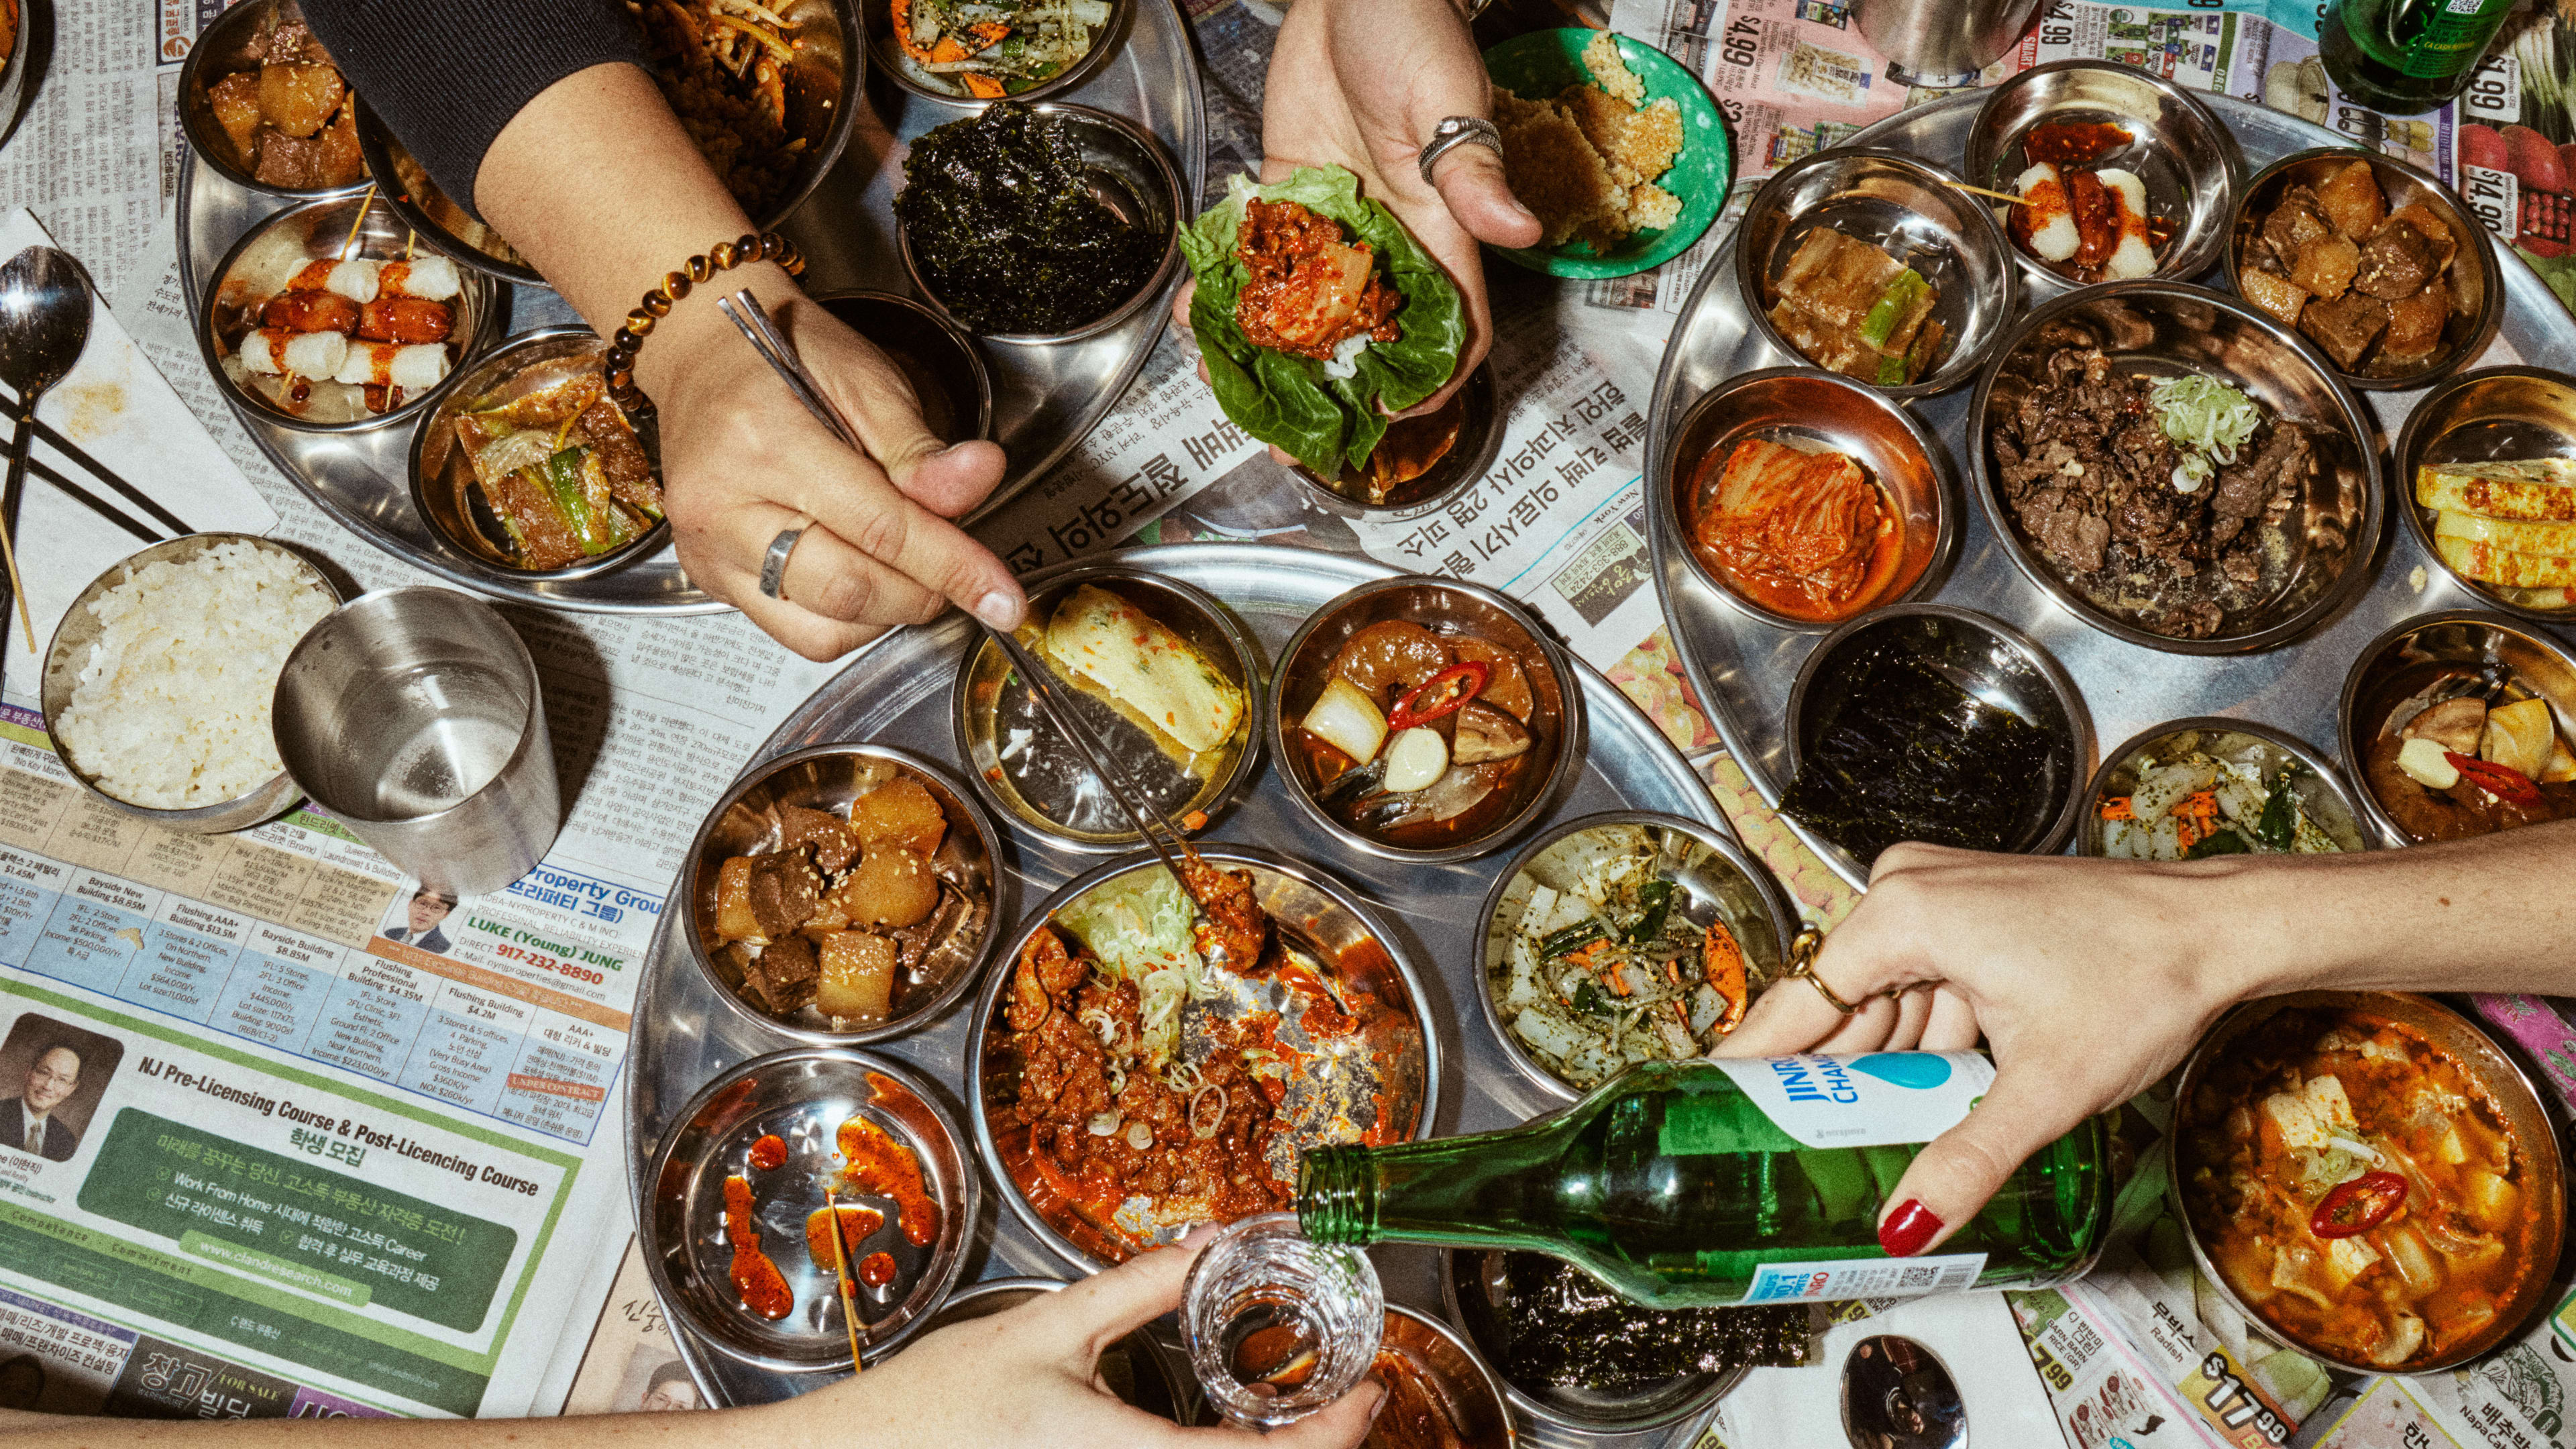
[1780, 639, 2057, 861]
[1493, 1253, 1809, 1392]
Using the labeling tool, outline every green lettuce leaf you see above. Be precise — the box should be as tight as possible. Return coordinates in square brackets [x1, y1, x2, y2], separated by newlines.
[1179, 167, 1466, 477]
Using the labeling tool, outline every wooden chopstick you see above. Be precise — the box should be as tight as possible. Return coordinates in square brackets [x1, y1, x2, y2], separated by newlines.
[822, 1188, 864, 1377]
[1951, 180, 2029, 205]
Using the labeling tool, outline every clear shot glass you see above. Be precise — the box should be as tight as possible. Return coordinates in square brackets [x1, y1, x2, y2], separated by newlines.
[1179, 1213, 1384, 1430]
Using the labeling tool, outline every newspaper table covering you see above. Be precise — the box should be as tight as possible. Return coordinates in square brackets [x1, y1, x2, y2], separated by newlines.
[2, 0, 2573, 1439]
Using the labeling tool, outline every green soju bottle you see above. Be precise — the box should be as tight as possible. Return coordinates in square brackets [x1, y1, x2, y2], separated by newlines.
[1297, 1053, 2110, 1309]
[2320, 0, 2519, 115]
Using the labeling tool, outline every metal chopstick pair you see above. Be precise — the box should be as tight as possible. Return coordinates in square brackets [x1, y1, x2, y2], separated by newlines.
[712, 288, 1226, 946]
[0, 388, 195, 542]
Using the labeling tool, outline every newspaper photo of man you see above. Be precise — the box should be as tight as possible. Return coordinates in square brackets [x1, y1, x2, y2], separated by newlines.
[382, 888, 459, 955]
[0, 1018, 122, 1164]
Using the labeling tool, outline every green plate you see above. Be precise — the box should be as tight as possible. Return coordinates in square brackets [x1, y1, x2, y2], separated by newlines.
[1481, 29, 1734, 280]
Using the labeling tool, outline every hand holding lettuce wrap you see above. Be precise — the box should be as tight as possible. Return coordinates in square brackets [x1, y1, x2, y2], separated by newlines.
[1179, 167, 1467, 479]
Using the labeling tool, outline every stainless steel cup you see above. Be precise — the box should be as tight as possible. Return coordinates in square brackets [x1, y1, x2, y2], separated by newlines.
[271, 588, 561, 894]
[1850, 0, 2044, 87]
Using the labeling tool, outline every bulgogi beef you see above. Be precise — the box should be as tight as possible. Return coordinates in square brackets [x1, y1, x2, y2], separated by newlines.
[1990, 333, 2314, 639]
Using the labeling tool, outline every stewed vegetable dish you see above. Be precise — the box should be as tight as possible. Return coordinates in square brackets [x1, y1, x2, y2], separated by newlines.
[2178, 1007, 2540, 1369]
[1294, 621, 1547, 849]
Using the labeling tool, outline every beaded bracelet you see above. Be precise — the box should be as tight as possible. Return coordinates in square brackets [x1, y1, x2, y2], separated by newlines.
[604, 231, 806, 413]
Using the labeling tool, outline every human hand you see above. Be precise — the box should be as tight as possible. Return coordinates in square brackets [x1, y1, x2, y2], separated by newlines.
[1713, 843, 2268, 1256]
[1172, 0, 1539, 422]
[654, 290, 1024, 659]
[781, 1233, 1386, 1448]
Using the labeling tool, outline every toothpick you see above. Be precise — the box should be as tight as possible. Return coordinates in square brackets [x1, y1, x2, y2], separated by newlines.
[0, 512, 34, 651]
[822, 1189, 864, 1377]
[338, 184, 378, 262]
[1949, 180, 2029, 205]
[405, 228, 417, 262]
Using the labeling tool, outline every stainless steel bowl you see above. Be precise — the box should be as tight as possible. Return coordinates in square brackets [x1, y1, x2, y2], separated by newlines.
[912, 1277, 1193, 1421]
[865, 0, 1132, 105]
[953, 564, 1264, 852]
[2392, 366, 2576, 621]
[1475, 810, 1796, 1103]
[1732, 148, 2020, 398]
[1381, 1303, 1519, 1449]
[2169, 990, 2567, 1375]
[641, 1046, 978, 1373]
[967, 845, 1440, 1275]
[408, 327, 669, 582]
[2335, 610, 2576, 848]
[1289, 361, 1504, 521]
[896, 103, 1183, 345]
[1968, 280, 2382, 654]
[1269, 576, 1583, 865]
[1657, 366, 1957, 632]
[1440, 1248, 1747, 1434]
[176, 0, 371, 199]
[40, 533, 341, 835]
[679, 743, 1006, 1044]
[1783, 603, 2094, 876]
[2228, 148, 2503, 392]
[812, 289, 995, 444]
[197, 193, 500, 433]
[357, 0, 858, 287]
[1964, 58, 2242, 299]
[2078, 716, 2371, 857]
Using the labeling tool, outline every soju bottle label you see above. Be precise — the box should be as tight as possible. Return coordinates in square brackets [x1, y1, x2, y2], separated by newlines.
[1741, 1252, 1989, 1303]
[1703, 1051, 1994, 1148]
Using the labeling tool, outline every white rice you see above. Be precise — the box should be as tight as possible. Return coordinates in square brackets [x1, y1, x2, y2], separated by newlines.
[54, 542, 333, 810]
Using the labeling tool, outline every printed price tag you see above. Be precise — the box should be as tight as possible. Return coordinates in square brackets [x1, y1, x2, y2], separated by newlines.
[2463, 163, 2521, 244]
[2459, 51, 2520, 125]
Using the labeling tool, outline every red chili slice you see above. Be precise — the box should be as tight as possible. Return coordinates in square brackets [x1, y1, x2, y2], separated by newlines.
[2444, 751, 2543, 807]
[2310, 1171, 2408, 1239]
[1387, 661, 1488, 731]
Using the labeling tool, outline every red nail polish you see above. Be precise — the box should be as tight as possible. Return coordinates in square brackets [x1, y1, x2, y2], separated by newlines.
[1880, 1199, 1942, 1257]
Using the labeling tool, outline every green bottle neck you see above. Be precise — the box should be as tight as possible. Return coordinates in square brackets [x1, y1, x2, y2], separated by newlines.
[1297, 1114, 1576, 1252]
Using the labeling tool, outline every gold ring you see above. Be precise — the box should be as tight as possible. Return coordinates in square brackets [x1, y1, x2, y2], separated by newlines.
[1784, 926, 1863, 1016]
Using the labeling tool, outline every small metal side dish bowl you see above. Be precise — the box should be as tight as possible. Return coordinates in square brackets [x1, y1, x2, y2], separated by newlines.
[1784, 603, 2094, 873]
[2169, 989, 2567, 1375]
[1968, 280, 2382, 655]
[812, 290, 994, 444]
[865, 0, 1132, 106]
[1379, 1303, 1519, 1448]
[197, 193, 500, 433]
[1656, 366, 1955, 632]
[354, 107, 541, 286]
[1477, 810, 1795, 1104]
[2228, 148, 2502, 392]
[1269, 576, 1583, 865]
[680, 743, 1005, 1045]
[953, 563, 1264, 853]
[914, 1277, 1193, 1422]
[408, 327, 668, 582]
[1732, 148, 2019, 398]
[1964, 58, 2241, 299]
[177, 0, 370, 199]
[2078, 716, 2371, 857]
[642, 1047, 978, 1373]
[41, 533, 341, 835]
[1440, 1248, 1743, 1434]
[967, 844, 1440, 1275]
[2391, 366, 2576, 622]
[1289, 360, 1503, 522]
[2335, 610, 2576, 848]
[897, 103, 1183, 345]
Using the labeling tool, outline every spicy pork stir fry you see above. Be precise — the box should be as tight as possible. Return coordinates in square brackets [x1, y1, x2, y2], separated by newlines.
[631, 0, 813, 217]
[1766, 227, 1947, 388]
[1295, 621, 1542, 849]
[2097, 737, 2343, 859]
[205, 13, 365, 190]
[706, 771, 983, 1026]
[1991, 337, 2317, 639]
[891, 0, 1114, 99]
[453, 368, 663, 570]
[2180, 1008, 2541, 1370]
[2241, 158, 2463, 375]
[1489, 825, 1754, 1092]
[1235, 199, 1404, 368]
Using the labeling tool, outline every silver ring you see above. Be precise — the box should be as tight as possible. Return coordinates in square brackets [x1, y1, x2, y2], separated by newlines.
[758, 526, 806, 601]
[1417, 115, 1503, 190]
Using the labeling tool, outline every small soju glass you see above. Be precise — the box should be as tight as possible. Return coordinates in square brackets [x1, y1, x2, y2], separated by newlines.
[1180, 1213, 1385, 1428]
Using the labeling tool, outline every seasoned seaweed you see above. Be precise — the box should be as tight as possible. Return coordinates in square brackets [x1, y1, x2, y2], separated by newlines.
[896, 103, 1163, 335]
[1494, 1253, 1809, 1392]
[1780, 639, 2057, 861]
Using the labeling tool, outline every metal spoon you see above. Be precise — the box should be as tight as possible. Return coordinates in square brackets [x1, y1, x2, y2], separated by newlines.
[0, 246, 95, 654]
[1840, 1334, 1969, 1449]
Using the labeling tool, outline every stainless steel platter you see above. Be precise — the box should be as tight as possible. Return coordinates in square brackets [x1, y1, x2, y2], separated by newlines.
[173, 3, 1207, 614]
[625, 544, 1737, 1445]
[1650, 91, 2576, 889]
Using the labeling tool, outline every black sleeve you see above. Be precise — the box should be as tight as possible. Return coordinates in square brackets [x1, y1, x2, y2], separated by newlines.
[300, 0, 650, 221]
